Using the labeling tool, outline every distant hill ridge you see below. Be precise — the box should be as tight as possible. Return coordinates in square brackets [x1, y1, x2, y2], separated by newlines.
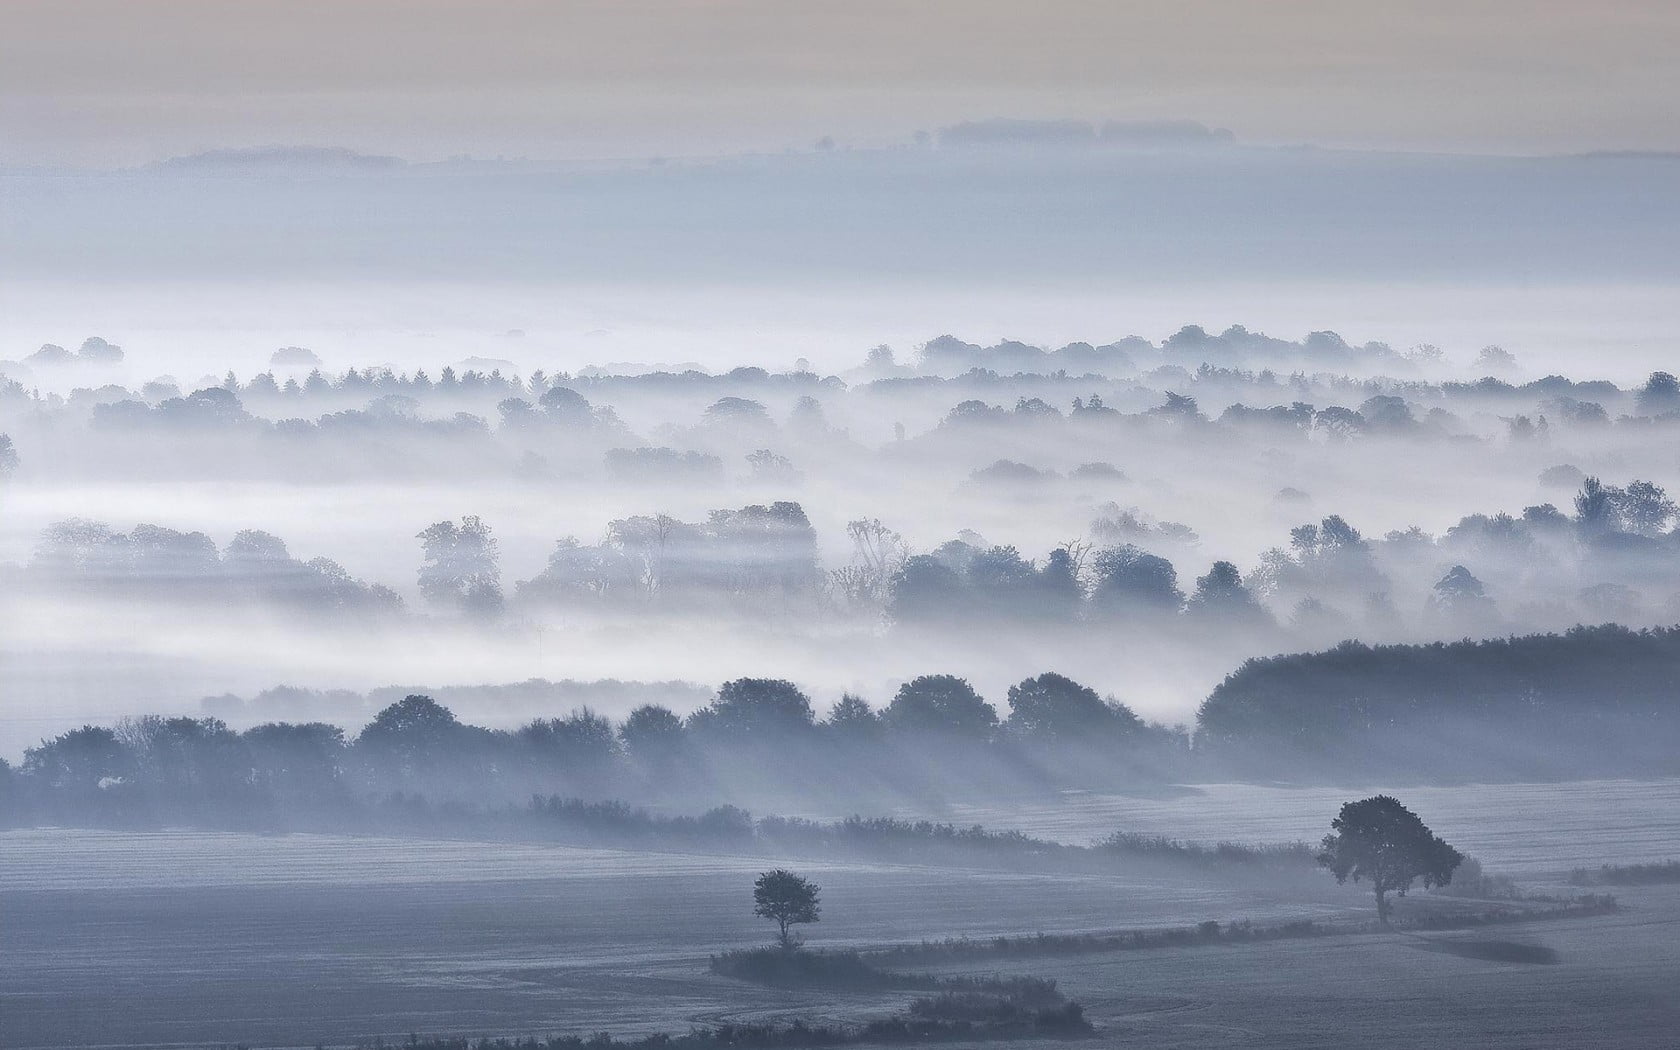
[151, 145, 406, 173]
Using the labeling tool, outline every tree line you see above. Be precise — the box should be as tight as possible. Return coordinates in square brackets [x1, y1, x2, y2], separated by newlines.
[6, 671, 1190, 828]
[1197, 624, 1680, 778]
[12, 620, 1680, 829]
[24, 470, 1680, 639]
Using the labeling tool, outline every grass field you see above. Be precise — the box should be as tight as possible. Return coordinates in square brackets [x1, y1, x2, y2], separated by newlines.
[5, 780, 1678, 1048]
[921, 779, 1680, 877]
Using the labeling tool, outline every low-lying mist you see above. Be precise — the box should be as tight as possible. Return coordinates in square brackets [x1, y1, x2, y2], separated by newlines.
[6, 325, 1680, 781]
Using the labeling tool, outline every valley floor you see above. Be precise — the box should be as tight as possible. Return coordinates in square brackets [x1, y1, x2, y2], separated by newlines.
[5, 781, 1678, 1048]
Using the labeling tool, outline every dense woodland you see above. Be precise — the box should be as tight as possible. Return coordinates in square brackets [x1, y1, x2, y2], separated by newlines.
[8, 329, 1680, 791]
[9, 335, 1680, 644]
[11, 620, 1680, 835]
[4, 673, 1189, 829]
[14, 471, 1680, 648]
[1198, 625, 1680, 779]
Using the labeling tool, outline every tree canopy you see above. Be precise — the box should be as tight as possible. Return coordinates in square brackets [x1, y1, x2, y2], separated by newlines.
[752, 869, 821, 949]
[1317, 795, 1463, 923]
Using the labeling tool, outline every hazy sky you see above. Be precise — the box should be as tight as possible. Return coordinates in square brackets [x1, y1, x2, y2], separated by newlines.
[4, 0, 1678, 167]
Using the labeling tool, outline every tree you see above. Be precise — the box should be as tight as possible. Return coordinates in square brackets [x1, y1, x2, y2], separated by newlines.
[1005, 672, 1133, 743]
[1574, 477, 1622, 538]
[1185, 560, 1268, 628]
[1614, 480, 1676, 537]
[1474, 345, 1517, 373]
[703, 396, 773, 430]
[416, 516, 502, 616]
[887, 554, 966, 623]
[1034, 547, 1084, 622]
[539, 385, 593, 424]
[883, 675, 997, 736]
[1429, 565, 1498, 631]
[753, 869, 820, 950]
[965, 545, 1039, 617]
[689, 678, 815, 740]
[244, 722, 346, 805]
[22, 725, 133, 793]
[1635, 371, 1680, 416]
[824, 694, 880, 737]
[516, 710, 619, 778]
[1317, 796, 1463, 924]
[354, 695, 468, 782]
[619, 704, 686, 762]
[0, 433, 18, 478]
[1088, 544, 1182, 617]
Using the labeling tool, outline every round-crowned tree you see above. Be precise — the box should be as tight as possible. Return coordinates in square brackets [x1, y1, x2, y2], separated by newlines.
[1004, 672, 1134, 743]
[753, 869, 820, 950]
[689, 679, 815, 743]
[883, 675, 997, 736]
[1317, 795, 1464, 924]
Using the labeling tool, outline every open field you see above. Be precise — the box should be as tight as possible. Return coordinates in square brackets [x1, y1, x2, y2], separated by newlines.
[945, 889, 1680, 1049]
[0, 828, 1375, 1048]
[934, 779, 1680, 878]
[7, 777, 1680, 1050]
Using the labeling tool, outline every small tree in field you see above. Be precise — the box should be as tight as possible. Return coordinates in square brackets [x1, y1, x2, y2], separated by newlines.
[753, 869, 820, 950]
[1318, 795, 1463, 924]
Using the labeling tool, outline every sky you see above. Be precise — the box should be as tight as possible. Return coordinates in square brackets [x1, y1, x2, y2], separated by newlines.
[4, 0, 1679, 167]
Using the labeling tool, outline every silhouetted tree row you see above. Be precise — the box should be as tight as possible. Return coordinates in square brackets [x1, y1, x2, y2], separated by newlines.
[518, 502, 820, 611]
[23, 518, 402, 612]
[1197, 624, 1680, 778]
[10, 671, 1189, 829]
[12, 348, 1679, 460]
[889, 536, 1268, 633]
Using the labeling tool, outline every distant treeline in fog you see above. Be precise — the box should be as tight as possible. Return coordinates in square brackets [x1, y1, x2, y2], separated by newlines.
[1200, 624, 1680, 778]
[5, 674, 1190, 829]
[7, 333, 1680, 492]
[17, 470, 1680, 644]
[11, 624, 1680, 833]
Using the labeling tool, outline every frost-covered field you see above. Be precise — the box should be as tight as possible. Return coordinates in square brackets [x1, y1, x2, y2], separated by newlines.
[978, 888, 1680, 1050]
[6, 780, 1680, 1048]
[1, 831, 1364, 1048]
[936, 779, 1680, 878]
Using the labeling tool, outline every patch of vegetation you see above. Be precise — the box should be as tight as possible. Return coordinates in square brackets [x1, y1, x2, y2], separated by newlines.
[866, 897, 1620, 967]
[1568, 860, 1680, 886]
[361, 1025, 853, 1050]
[1414, 939, 1560, 965]
[905, 974, 1086, 1034]
[374, 990, 1089, 1050]
[1096, 831, 1314, 868]
[1400, 895, 1617, 928]
[710, 947, 934, 990]
[754, 814, 1314, 874]
[709, 948, 1091, 1041]
[1429, 855, 1522, 899]
[1198, 624, 1680, 778]
[867, 918, 1328, 966]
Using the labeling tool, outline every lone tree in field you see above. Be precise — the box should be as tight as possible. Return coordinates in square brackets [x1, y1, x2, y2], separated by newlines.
[753, 869, 820, 950]
[1318, 795, 1463, 925]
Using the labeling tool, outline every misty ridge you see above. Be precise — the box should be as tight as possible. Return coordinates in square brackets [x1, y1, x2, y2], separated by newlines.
[7, 330, 1680, 640]
[5, 128, 1678, 286]
[8, 324, 1680, 783]
[14, 618, 1680, 844]
[13, 2, 1680, 1041]
[6, 678, 1202, 842]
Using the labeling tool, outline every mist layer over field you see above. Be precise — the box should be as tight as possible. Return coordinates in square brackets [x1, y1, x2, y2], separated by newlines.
[9, 5, 1680, 1047]
[6, 778, 1679, 1049]
[9, 291, 1680, 761]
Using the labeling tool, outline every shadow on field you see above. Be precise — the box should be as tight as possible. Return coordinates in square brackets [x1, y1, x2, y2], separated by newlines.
[1412, 938, 1559, 965]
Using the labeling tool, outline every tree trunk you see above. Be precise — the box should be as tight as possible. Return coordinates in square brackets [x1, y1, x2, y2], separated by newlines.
[1375, 887, 1390, 926]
